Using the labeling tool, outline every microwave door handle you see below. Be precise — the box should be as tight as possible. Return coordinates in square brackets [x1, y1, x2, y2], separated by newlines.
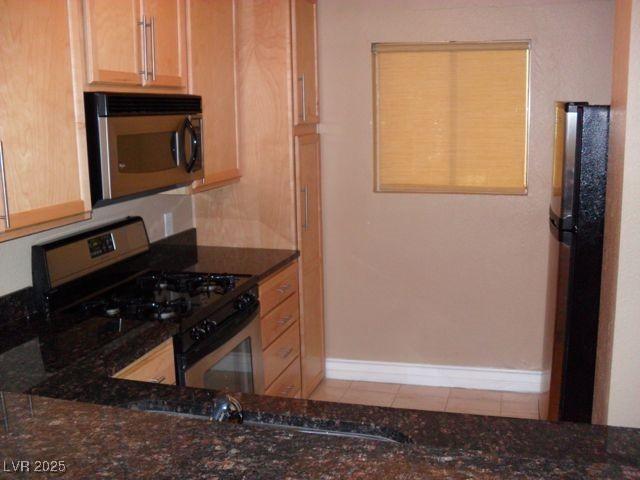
[184, 118, 200, 173]
[171, 131, 182, 166]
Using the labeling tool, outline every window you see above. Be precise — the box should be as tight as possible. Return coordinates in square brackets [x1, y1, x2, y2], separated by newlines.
[373, 41, 530, 194]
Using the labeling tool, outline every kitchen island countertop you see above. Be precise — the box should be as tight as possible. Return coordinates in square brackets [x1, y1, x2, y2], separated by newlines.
[0, 231, 639, 479]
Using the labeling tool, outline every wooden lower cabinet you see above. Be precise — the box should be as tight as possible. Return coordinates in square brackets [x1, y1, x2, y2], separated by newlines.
[259, 261, 304, 397]
[300, 262, 324, 397]
[113, 338, 176, 385]
[263, 321, 300, 387]
[265, 356, 301, 398]
[295, 133, 325, 398]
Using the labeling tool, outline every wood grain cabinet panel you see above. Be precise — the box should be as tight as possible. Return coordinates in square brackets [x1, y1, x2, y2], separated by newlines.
[261, 293, 300, 348]
[0, 0, 90, 238]
[259, 262, 299, 316]
[113, 339, 176, 385]
[296, 133, 325, 397]
[265, 356, 301, 398]
[83, 0, 142, 85]
[188, 0, 240, 192]
[142, 0, 188, 88]
[263, 321, 301, 388]
[292, 0, 319, 127]
[82, 0, 187, 88]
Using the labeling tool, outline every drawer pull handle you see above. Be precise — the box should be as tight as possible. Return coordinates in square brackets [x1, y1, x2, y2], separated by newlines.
[149, 376, 166, 384]
[279, 347, 294, 359]
[280, 385, 296, 396]
[276, 315, 293, 326]
[276, 282, 291, 294]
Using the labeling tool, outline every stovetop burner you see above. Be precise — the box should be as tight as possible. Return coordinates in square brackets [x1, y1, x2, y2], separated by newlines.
[70, 271, 250, 323]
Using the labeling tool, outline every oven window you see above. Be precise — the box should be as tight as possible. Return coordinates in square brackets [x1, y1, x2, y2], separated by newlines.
[117, 131, 178, 173]
[201, 337, 254, 394]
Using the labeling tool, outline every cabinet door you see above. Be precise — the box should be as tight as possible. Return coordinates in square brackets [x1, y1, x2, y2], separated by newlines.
[292, 0, 319, 127]
[0, 1, 89, 234]
[188, 0, 240, 191]
[295, 134, 325, 397]
[83, 0, 143, 86]
[297, 134, 322, 267]
[142, 0, 188, 88]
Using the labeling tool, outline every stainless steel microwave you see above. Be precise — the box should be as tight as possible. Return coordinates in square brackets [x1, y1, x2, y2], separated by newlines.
[84, 93, 204, 206]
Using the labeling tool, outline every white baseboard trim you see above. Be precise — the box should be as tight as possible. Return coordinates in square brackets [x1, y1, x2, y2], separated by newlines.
[326, 358, 550, 393]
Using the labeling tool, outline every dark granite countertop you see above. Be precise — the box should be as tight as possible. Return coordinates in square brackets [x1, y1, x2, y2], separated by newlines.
[0, 230, 639, 478]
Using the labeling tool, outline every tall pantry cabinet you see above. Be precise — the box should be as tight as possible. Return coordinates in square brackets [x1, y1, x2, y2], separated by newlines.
[194, 0, 324, 398]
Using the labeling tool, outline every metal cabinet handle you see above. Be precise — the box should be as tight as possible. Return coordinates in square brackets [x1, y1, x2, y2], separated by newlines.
[279, 347, 294, 359]
[149, 376, 166, 384]
[298, 74, 306, 122]
[150, 16, 157, 81]
[276, 315, 293, 326]
[301, 186, 309, 230]
[138, 15, 149, 80]
[280, 385, 296, 396]
[0, 142, 10, 229]
[276, 282, 291, 294]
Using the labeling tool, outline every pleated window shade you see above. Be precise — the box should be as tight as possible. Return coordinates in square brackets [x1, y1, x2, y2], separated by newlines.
[373, 42, 530, 194]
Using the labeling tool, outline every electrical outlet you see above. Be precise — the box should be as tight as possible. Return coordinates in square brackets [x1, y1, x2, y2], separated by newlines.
[163, 212, 174, 237]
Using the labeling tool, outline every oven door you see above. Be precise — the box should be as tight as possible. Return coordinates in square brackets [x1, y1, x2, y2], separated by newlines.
[182, 307, 265, 395]
[98, 114, 203, 201]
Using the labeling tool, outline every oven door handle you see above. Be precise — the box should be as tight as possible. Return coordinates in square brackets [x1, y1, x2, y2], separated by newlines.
[176, 302, 260, 374]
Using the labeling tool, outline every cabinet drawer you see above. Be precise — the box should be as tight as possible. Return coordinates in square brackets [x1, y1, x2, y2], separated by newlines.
[265, 357, 301, 398]
[263, 321, 300, 387]
[259, 262, 299, 315]
[113, 338, 175, 385]
[261, 293, 300, 348]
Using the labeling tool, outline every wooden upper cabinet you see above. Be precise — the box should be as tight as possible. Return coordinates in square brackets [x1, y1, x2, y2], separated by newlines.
[142, 0, 188, 88]
[187, 0, 240, 192]
[0, 1, 89, 237]
[292, 0, 319, 127]
[83, 0, 142, 86]
[82, 0, 187, 88]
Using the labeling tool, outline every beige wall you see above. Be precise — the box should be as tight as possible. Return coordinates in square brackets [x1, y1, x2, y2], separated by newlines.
[0, 194, 194, 297]
[318, 0, 614, 370]
[594, 0, 640, 428]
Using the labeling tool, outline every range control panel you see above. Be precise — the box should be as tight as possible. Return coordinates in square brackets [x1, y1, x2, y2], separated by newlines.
[87, 233, 116, 258]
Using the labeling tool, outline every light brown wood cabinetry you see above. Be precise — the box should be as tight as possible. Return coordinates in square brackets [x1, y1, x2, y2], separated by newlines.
[261, 293, 300, 347]
[187, 0, 240, 192]
[295, 133, 325, 397]
[113, 338, 176, 385]
[194, 1, 325, 398]
[263, 321, 300, 387]
[82, 0, 187, 89]
[259, 262, 299, 315]
[265, 356, 301, 398]
[0, 1, 91, 240]
[83, 0, 142, 86]
[259, 261, 303, 397]
[292, 0, 319, 128]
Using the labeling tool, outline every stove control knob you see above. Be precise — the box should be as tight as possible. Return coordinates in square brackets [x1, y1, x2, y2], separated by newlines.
[235, 293, 255, 310]
[203, 319, 216, 332]
[190, 326, 206, 341]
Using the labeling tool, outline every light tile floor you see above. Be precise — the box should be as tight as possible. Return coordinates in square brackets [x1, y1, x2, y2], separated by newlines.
[310, 379, 547, 420]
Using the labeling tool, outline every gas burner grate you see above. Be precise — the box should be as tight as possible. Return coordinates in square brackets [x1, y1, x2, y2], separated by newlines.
[137, 272, 238, 296]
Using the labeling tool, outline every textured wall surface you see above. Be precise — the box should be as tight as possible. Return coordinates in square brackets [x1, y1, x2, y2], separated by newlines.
[0, 194, 194, 296]
[318, 0, 614, 370]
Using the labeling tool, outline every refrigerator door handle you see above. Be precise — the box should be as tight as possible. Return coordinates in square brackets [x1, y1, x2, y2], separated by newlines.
[561, 107, 579, 227]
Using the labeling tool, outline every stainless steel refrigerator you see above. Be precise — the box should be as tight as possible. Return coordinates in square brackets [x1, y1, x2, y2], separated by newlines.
[547, 102, 609, 423]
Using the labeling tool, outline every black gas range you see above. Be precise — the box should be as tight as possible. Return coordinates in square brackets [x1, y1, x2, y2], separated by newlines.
[31, 217, 263, 392]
